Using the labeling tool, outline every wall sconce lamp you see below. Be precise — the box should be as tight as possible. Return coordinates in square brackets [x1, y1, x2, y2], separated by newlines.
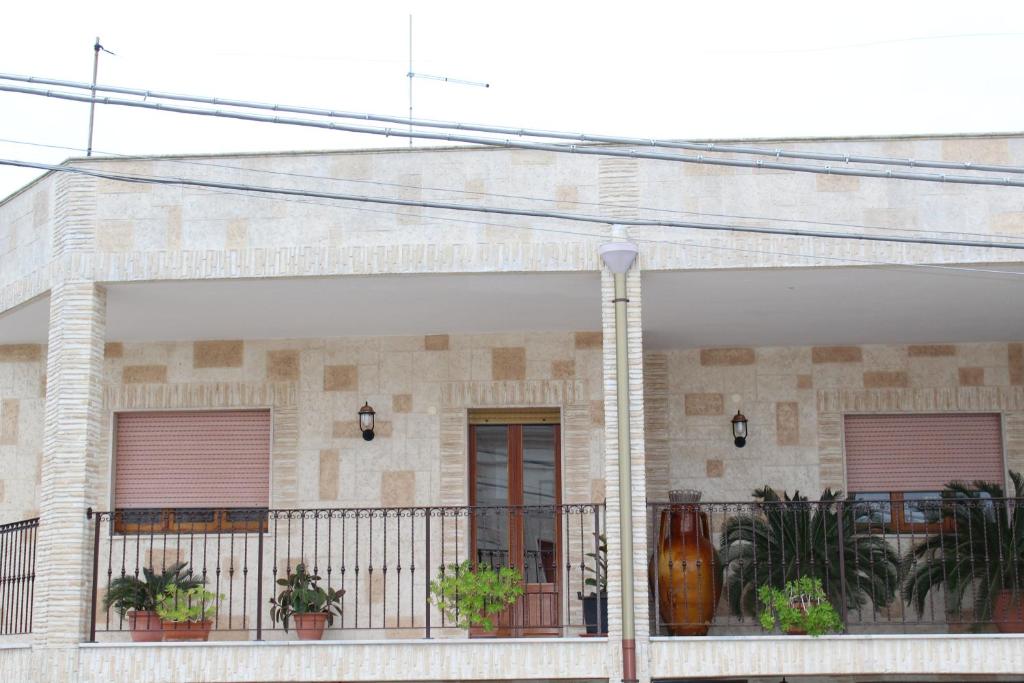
[731, 410, 748, 448]
[358, 402, 376, 441]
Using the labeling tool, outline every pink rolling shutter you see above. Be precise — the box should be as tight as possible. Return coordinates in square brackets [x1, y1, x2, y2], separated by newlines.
[114, 410, 270, 508]
[844, 413, 1004, 493]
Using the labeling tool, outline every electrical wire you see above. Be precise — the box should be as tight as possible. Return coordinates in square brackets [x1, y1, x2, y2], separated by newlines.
[7, 135, 1024, 244]
[7, 82, 1024, 189]
[6, 157, 1024, 258]
[5, 71, 1024, 177]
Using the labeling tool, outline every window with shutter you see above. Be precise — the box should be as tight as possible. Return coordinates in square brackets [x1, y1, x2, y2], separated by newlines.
[844, 413, 1005, 532]
[112, 410, 271, 533]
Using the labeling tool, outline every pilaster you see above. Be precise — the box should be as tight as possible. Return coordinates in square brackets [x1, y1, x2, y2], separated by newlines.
[33, 280, 106, 677]
[601, 261, 650, 683]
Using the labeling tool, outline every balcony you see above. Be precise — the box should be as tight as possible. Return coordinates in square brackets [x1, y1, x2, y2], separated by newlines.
[86, 503, 605, 642]
[647, 495, 1024, 636]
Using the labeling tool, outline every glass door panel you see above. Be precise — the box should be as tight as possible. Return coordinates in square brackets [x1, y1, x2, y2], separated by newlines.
[522, 424, 558, 584]
[472, 425, 509, 568]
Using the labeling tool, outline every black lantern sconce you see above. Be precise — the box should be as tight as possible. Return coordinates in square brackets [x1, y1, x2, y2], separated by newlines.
[358, 402, 376, 441]
[731, 410, 748, 448]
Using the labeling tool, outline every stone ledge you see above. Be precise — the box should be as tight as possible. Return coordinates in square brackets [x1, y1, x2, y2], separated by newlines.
[650, 634, 1024, 679]
[74, 637, 610, 683]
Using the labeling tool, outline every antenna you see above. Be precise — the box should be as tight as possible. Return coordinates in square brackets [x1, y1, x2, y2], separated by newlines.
[86, 37, 115, 157]
[406, 15, 489, 148]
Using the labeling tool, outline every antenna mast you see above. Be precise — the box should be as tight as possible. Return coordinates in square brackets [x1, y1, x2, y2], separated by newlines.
[86, 37, 115, 157]
[406, 16, 489, 149]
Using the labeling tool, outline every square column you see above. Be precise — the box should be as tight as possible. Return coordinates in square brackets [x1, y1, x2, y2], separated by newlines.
[34, 281, 106, 661]
[601, 264, 650, 683]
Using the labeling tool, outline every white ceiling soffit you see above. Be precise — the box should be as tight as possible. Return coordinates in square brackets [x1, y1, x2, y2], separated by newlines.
[2, 265, 1022, 348]
[0, 295, 49, 343]
[643, 265, 1024, 349]
[102, 273, 602, 342]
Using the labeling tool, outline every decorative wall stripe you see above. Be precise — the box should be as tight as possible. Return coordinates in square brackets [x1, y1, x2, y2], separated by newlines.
[440, 380, 583, 408]
[104, 382, 296, 410]
[643, 352, 670, 500]
[817, 386, 1024, 413]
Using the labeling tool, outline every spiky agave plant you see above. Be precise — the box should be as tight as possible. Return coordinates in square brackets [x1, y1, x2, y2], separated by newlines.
[720, 486, 899, 617]
[901, 471, 1024, 622]
[103, 561, 204, 616]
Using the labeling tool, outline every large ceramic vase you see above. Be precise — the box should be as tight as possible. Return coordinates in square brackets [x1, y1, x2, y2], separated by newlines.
[655, 491, 721, 635]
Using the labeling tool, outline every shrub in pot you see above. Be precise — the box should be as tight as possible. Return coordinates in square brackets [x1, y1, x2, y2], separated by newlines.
[757, 576, 843, 636]
[720, 486, 898, 619]
[156, 585, 221, 641]
[901, 471, 1024, 632]
[578, 533, 608, 634]
[102, 562, 203, 642]
[269, 563, 344, 640]
[429, 560, 524, 632]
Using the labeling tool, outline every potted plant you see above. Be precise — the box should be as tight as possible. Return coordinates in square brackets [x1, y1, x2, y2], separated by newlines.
[269, 563, 344, 640]
[758, 576, 843, 636]
[429, 560, 524, 632]
[901, 471, 1024, 632]
[720, 486, 899, 619]
[155, 584, 221, 641]
[578, 533, 608, 634]
[102, 562, 203, 642]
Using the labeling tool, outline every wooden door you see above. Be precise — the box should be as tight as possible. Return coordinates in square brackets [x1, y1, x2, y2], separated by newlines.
[469, 422, 561, 637]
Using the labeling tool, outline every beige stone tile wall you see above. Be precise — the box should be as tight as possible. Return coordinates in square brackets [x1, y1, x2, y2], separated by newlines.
[0, 178, 53, 290]
[0, 344, 45, 520]
[653, 341, 1024, 502]
[92, 331, 606, 510]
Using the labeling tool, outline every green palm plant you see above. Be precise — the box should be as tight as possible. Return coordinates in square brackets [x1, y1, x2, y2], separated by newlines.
[102, 562, 204, 616]
[720, 486, 899, 617]
[901, 471, 1024, 622]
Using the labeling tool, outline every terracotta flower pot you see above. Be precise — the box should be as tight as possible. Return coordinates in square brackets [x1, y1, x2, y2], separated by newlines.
[161, 619, 213, 642]
[292, 612, 329, 640]
[993, 590, 1024, 633]
[127, 610, 162, 642]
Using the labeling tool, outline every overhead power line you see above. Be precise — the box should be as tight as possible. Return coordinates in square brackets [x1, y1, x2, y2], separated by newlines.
[6, 82, 1024, 190]
[3, 72, 1024, 177]
[6, 157, 1024, 254]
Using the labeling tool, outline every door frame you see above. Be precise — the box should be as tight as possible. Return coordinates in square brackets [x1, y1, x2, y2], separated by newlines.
[467, 416, 563, 636]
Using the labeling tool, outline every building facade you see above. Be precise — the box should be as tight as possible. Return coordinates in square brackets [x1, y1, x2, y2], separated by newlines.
[0, 134, 1023, 682]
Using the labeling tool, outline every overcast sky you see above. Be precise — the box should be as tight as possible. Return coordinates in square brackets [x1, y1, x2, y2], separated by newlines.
[3, 0, 1024, 198]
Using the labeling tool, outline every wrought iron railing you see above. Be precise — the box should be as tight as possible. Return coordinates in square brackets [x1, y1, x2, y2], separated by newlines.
[648, 496, 1024, 635]
[87, 503, 605, 641]
[0, 517, 38, 635]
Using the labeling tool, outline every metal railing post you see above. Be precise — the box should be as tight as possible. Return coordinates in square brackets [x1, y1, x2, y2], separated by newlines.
[255, 510, 265, 641]
[835, 499, 849, 630]
[87, 508, 101, 642]
[424, 507, 432, 639]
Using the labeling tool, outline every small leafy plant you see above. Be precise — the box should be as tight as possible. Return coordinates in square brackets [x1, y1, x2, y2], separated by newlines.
[757, 576, 843, 637]
[583, 533, 608, 595]
[429, 560, 524, 631]
[155, 585, 222, 623]
[102, 562, 204, 616]
[269, 563, 344, 632]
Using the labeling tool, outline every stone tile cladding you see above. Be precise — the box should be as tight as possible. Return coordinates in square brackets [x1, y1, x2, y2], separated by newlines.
[650, 341, 1024, 502]
[7, 136, 1024, 319]
[90, 331, 605, 513]
[0, 344, 45, 520]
